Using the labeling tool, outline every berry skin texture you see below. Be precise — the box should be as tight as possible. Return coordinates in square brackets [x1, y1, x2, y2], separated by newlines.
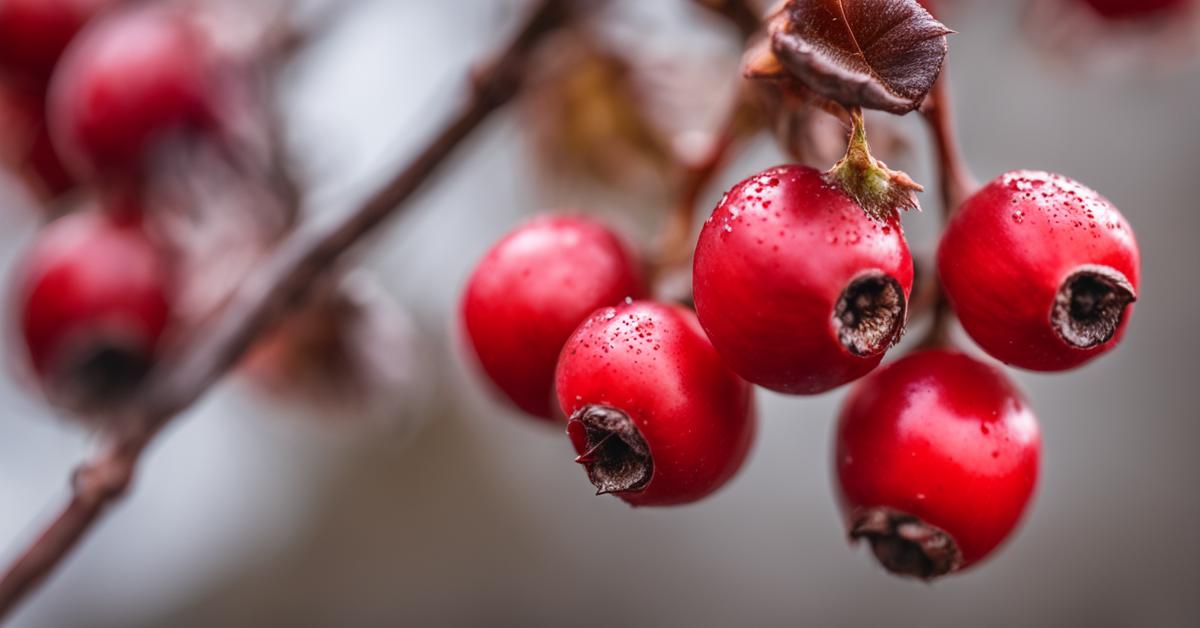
[0, 0, 116, 85]
[693, 164, 913, 395]
[462, 216, 645, 420]
[556, 301, 756, 507]
[937, 171, 1140, 371]
[48, 5, 216, 182]
[16, 208, 171, 412]
[835, 350, 1041, 580]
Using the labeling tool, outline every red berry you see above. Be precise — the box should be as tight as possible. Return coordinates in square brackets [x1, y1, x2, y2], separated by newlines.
[0, 0, 115, 85]
[47, 5, 216, 182]
[0, 81, 75, 198]
[556, 301, 756, 507]
[462, 216, 644, 420]
[835, 350, 1041, 579]
[937, 171, 1140, 371]
[693, 164, 913, 395]
[1079, 0, 1189, 19]
[16, 207, 171, 411]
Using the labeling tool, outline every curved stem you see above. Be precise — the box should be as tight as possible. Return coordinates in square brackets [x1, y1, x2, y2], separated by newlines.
[923, 76, 977, 220]
[0, 0, 581, 620]
[916, 72, 978, 349]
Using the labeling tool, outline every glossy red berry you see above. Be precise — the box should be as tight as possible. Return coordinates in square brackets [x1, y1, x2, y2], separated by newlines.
[693, 164, 913, 395]
[48, 5, 216, 182]
[15, 207, 171, 411]
[0, 0, 115, 85]
[938, 171, 1140, 371]
[556, 301, 756, 507]
[462, 216, 645, 420]
[835, 350, 1041, 579]
[1079, 0, 1190, 19]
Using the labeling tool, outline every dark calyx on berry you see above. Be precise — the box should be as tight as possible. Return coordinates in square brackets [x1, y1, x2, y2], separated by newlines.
[569, 405, 652, 495]
[835, 272, 906, 356]
[1052, 264, 1136, 349]
[54, 341, 153, 412]
[851, 507, 963, 580]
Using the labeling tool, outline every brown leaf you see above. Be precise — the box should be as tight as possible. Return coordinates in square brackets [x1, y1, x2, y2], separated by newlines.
[766, 0, 951, 114]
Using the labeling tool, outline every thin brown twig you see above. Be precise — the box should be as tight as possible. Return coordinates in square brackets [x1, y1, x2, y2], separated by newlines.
[651, 93, 759, 295]
[917, 72, 978, 349]
[0, 0, 583, 620]
[651, 2, 762, 298]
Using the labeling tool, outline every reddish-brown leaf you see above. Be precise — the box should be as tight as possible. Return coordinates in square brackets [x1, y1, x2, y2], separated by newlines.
[767, 0, 951, 114]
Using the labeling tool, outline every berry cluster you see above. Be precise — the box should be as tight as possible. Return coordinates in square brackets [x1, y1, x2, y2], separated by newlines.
[460, 0, 1142, 580]
[0, 0, 1158, 605]
[1, 1, 230, 412]
[463, 164, 1140, 579]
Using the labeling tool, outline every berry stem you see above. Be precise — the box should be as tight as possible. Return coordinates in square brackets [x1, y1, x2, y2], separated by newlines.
[922, 74, 977, 220]
[917, 71, 978, 349]
[825, 106, 923, 222]
[0, 0, 583, 620]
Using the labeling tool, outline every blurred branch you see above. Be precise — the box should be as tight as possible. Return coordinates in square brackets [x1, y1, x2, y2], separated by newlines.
[645, 2, 764, 298]
[922, 74, 977, 222]
[651, 91, 761, 297]
[692, 0, 763, 40]
[0, 0, 586, 619]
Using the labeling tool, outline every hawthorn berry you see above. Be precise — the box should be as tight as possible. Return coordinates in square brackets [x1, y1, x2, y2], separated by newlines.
[15, 207, 172, 411]
[835, 350, 1041, 579]
[48, 4, 217, 182]
[937, 171, 1140, 371]
[0, 81, 75, 198]
[693, 164, 913, 395]
[0, 0, 115, 85]
[1079, 0, 1190, 19]
[462, 216, 644, 420]
[556, 301, 756, 507]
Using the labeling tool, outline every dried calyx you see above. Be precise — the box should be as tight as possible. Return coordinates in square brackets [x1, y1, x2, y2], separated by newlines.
[851, 507, 963, 580]
[826, 107, 922, 221]
[1053, 264, 1137, 349]
[569, 405, 652, 495]
[53, 342, 152, 414]
[835, 272, 907, 356]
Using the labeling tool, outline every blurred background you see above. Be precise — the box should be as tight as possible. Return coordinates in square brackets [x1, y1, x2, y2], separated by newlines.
[1, 0, 1198, 626]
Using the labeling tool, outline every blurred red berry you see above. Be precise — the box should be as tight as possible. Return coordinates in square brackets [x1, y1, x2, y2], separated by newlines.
[835, 350, 1041, 579]
[693, 164, 913, 395]
[938, 171, 1140, 371]
[1079, 0, 1190, 19]
[15, 206, 171, 411]
[557, 301, 756, 507]
[462, 216, 644, 420]
[0, 0, 116, 85]
[0, 82, 76, 198]
[48, 4, 217, 182]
